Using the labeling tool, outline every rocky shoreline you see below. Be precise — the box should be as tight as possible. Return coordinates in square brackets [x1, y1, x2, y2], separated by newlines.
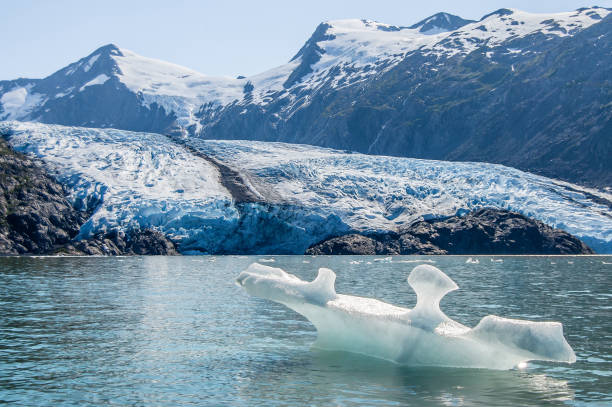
[306, 209, 593, 255]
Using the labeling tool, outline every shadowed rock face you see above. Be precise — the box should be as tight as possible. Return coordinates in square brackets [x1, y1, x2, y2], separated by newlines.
[0, 135, 87, 254]
[59, 229, 178, 256]
[306, 209, 594, 255]
[0, 134, 178, 256]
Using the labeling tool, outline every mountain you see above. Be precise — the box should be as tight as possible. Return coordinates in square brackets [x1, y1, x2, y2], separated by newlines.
[409, 12, 475, 34]
[0, 44, 247, 134]
[2, 121, 611, 254]
[1, 7, 610, 188]
[196, 7, 612, 189]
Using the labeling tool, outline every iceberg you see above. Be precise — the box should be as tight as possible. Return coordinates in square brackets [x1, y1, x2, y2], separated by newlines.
[237, 263, 576, 370]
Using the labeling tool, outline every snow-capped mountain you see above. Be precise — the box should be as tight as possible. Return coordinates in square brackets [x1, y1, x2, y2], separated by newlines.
[0, 44, 247, 133]
[1, 7, 610, 187]
[3, 121, 611, 253]
[197, 7, 612, 188]
[408, 12, 476, 34]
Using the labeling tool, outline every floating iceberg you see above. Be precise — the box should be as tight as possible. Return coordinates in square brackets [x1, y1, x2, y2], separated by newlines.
[237, 263, 576, 370]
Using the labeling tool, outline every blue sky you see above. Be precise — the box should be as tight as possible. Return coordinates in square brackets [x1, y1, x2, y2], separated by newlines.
[2, 0, 611, 80]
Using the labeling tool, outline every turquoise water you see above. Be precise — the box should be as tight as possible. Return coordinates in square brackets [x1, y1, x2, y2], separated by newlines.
[1, 256, 610, 406]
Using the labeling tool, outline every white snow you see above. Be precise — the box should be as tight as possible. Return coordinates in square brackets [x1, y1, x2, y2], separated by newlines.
[54, 87, 74, 98]
[237, 263, 576, 369]
[0, 85, 45, 120]
[111, 48, 246, 128]
[79, 74, 110, 91]
[3, 121, 611, 253]
[109, 47, 303, 127]
[1, 87, 27, 110]
[82, 54, 100, 72]
[422, 26, 448, 35]
[278, 7, 610, 97]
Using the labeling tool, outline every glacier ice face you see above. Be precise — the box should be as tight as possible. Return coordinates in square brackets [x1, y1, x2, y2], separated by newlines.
[237, 263, 576, 370]
[191, 139, 612, 253]
[2, 121, 236, 244]
[3, 121, 612, 253]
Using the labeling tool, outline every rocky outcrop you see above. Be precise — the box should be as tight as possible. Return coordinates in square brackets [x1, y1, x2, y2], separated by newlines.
[58, 229, 179, 256]
[306, 208, 594, 255]
[0, 135, 87, 254]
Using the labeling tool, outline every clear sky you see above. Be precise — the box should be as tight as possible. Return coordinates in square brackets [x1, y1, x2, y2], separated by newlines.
[2, 0, 611, 80]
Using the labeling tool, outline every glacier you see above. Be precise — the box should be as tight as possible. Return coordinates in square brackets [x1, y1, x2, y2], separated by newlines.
[190, 138, 612, 252]
[2, 121, 611, 253]
[236, 263, 576, 370]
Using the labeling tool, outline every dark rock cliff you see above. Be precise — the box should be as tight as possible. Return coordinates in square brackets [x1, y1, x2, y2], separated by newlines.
[58, 229, 178, 256]
[306, 208, 593, 255]
[0, 134, 87, 254]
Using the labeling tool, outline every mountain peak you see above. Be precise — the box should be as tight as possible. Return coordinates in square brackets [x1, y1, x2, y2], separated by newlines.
[409, 12, 475, 34]
[480, 8, 515, 21]
[90, 43, 123, 57]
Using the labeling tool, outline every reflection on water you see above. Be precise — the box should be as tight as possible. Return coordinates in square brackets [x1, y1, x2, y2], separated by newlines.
[0, 255, 610, 406]
[236, 350, 575, 406]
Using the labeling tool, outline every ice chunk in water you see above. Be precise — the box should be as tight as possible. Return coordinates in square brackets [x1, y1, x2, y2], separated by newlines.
[237, 263, 576, 370]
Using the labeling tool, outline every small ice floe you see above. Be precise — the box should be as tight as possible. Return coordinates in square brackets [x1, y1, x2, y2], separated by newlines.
[466, 257, 480, 264]
[603, 261, 612, 265]
[302, 260, 310, 264]
[237, 263, 576, 370]
[374, 257, 392, 263]
[259, 258, 275, 263]
[349, 260, 362, 265]
[491, 258, 504, 263]
[397, 259, 436, 264]
[567, 261, 574, 264]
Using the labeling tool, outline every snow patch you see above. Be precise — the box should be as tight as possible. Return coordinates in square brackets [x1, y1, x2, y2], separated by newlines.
[422, 26, 449, 35]
[82, 54, 100, 72]
[110, 48, 245, 127]
[1, 87, 27, 110]
[79, 74, 110, 91]
[0, 86, 45, 120]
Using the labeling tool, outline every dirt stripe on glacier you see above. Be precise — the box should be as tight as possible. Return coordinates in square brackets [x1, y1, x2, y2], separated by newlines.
[165, 134, 264, 203]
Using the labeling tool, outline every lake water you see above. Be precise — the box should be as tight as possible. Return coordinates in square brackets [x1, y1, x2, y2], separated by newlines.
[1, 255, 610, 406]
